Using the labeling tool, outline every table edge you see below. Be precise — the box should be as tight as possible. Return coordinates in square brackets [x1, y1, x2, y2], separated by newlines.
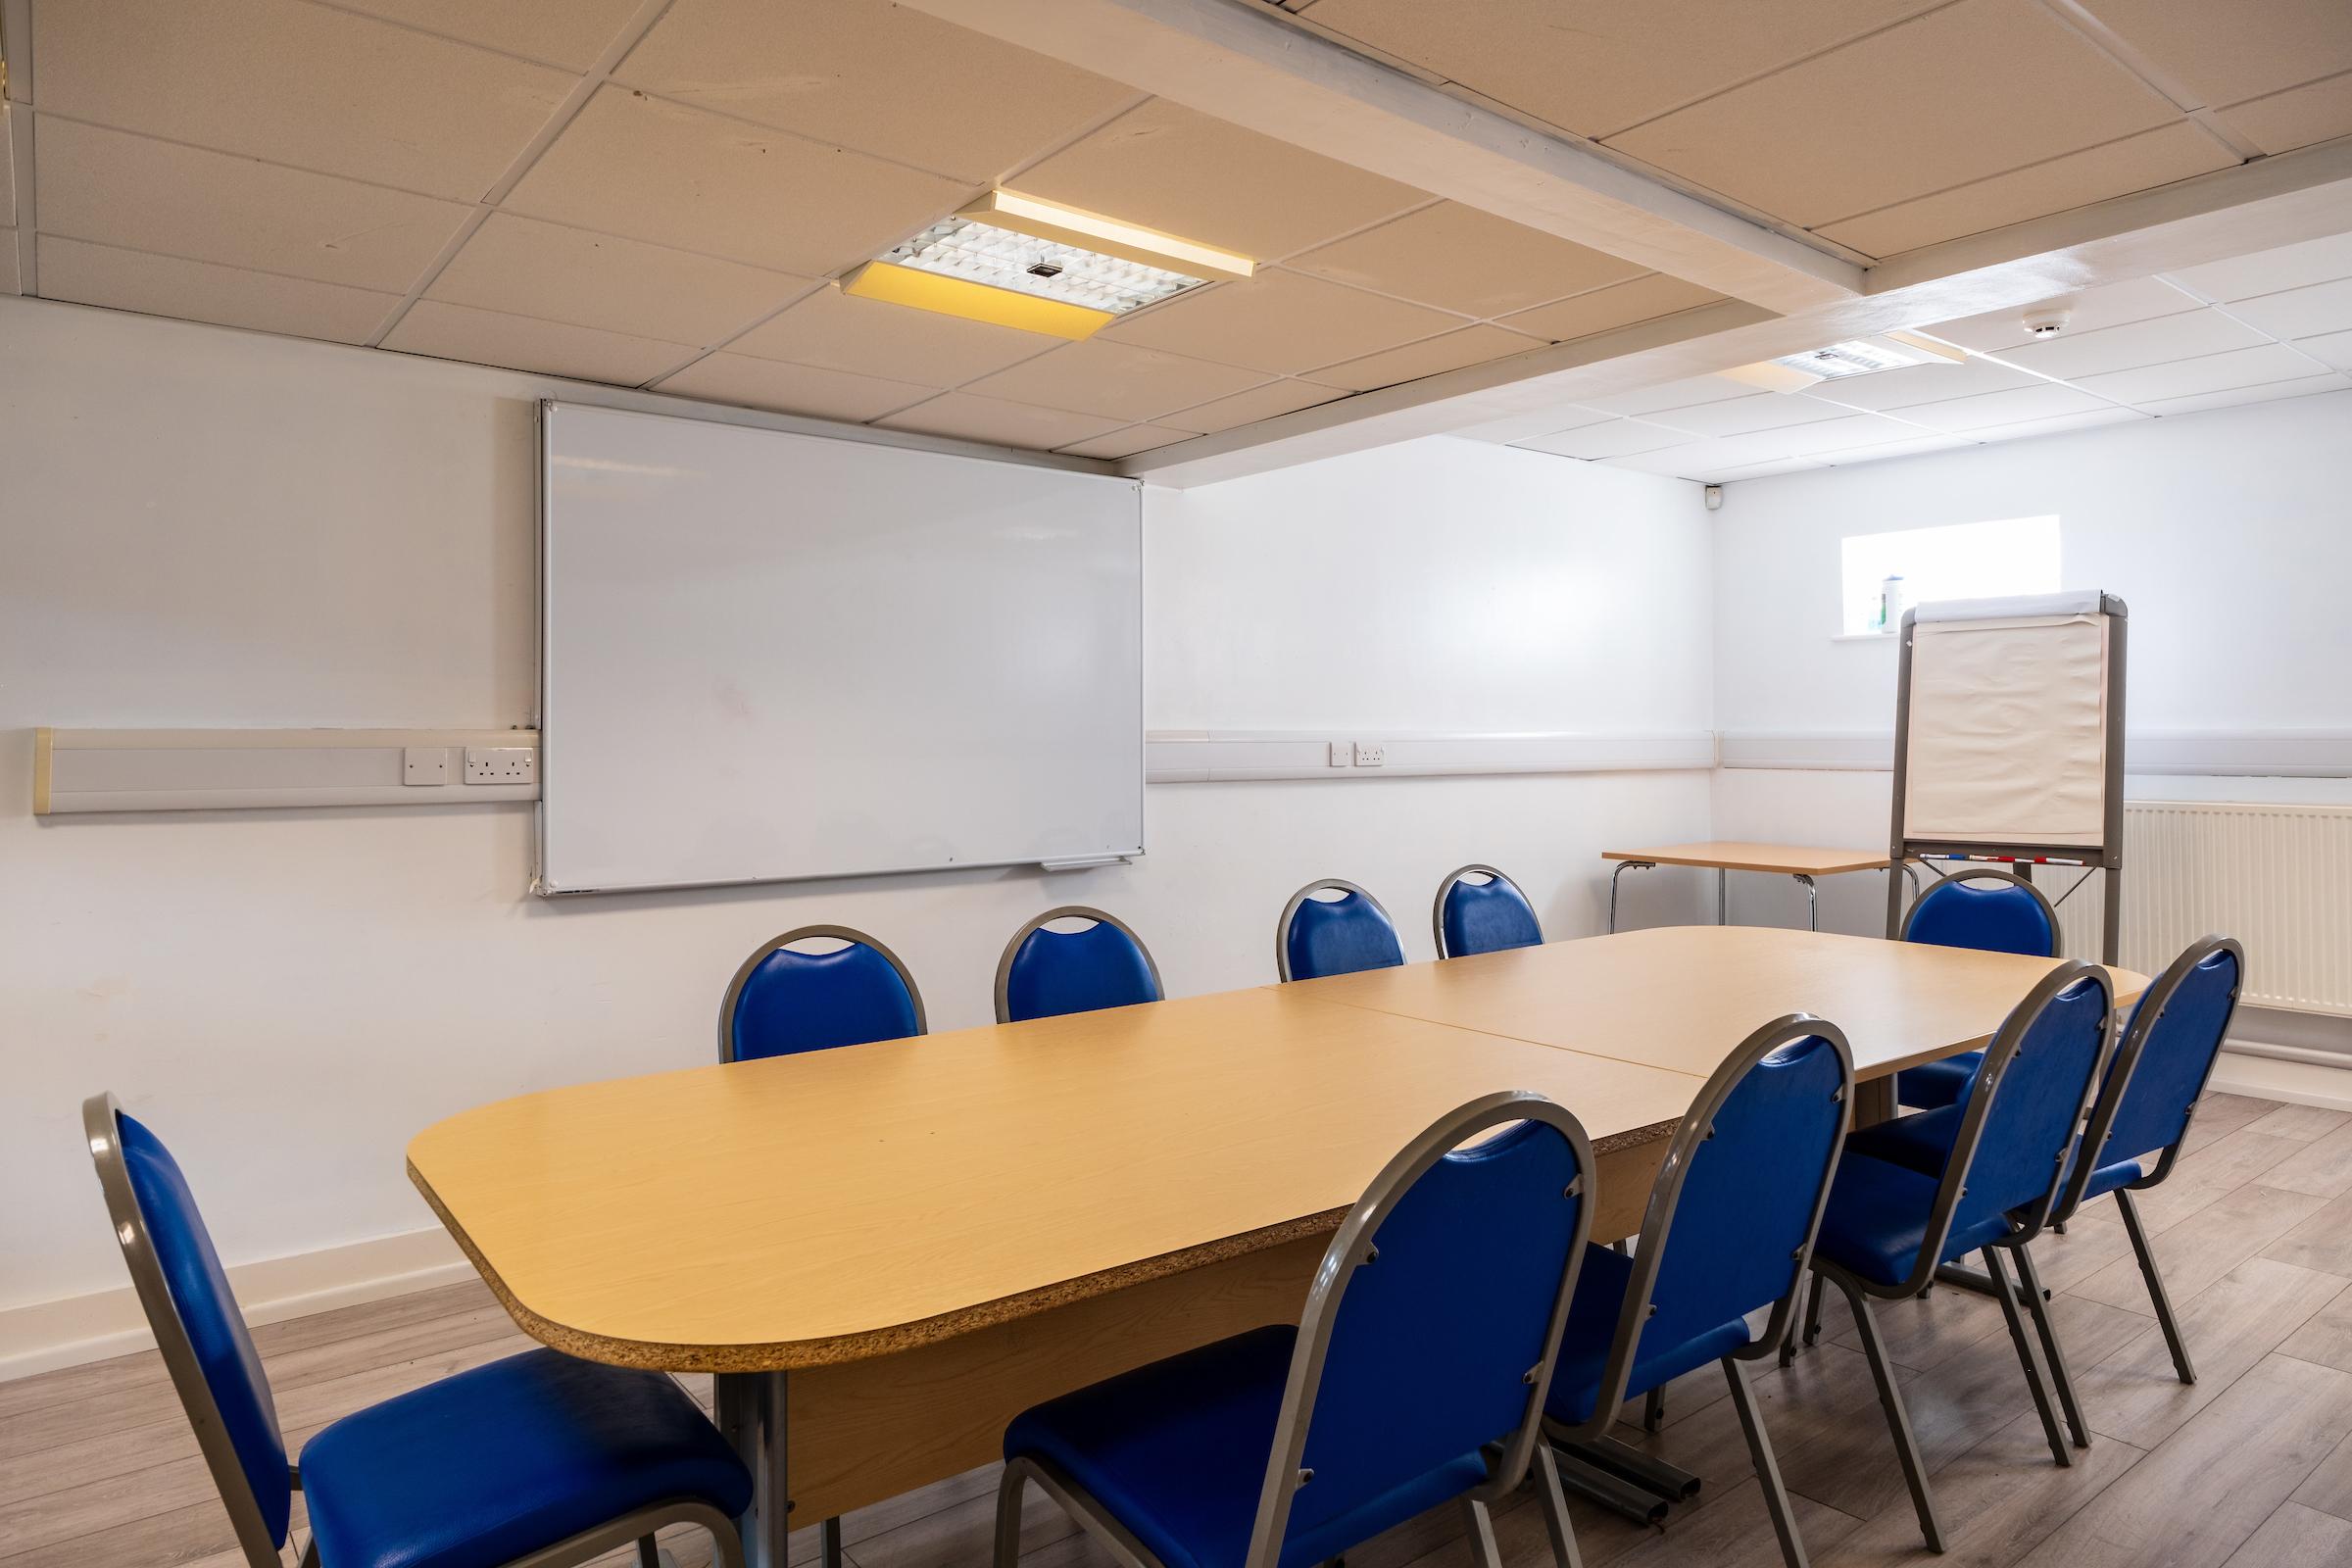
[409, 1117, 1682, 1373]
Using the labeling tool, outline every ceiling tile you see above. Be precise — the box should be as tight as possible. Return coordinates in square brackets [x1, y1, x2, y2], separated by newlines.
[1295, 0, 1945, 140]
[1286, 202, 1646, 318]
[2074, 342, 2324, 403]
[725, 285, 1051, 385]
[1815, 122, 2236, 258]
[35, 119, 470, 293]
[1690, 457, 1831, 482]
[2219, 69, 2352, 153]
[1818, 434, 1980, 465]
[1925, 275, 2200, 351]
[2226, 276, 2352, 340]
[1160, 377, 1345, 433]
[37, 0, 573, 203]
[1304, 323, 1544, 391]
[1057, 424, 1198, 460]
[1012, 99, 1424, 260]
[34, 235, 400, 343]
[1892, 381, 2114, 431]
[961, 339, 1267, 422]
[2296, 327, 2352, 368]
[1513, 419, 1690, 460]
[1967, 407, 2146, 441]
[1606, 0, 2178, 228]
[382, 300, 694, 385]
[1806, 356, 2035, 411]
[1101, 270, 1461, 375]
[503, 86, 969, 277]
[1604, 443, 1737, 478]
[1995, 307, 2266, 379]
[1579, 374, 1753, 417]
[2138, 374, 2350, 417]
[2167, 231, 2352, 301]
[1641, 391, 1854, 439]
[428, 214, 814, 346]
[877, 392, 1127, 450]
[616, 0, 1133, 183]
[1497, 273, 1724, 342]
[1762, 412, 1938, 456]
[324, 0, 642, 71]
[2074, 0, 2352, 113]
[653, 352, 935, 421]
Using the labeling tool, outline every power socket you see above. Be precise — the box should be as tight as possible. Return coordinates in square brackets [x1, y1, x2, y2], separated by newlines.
[464, 746, 537, 785]
[1353, 741, 1386, 767]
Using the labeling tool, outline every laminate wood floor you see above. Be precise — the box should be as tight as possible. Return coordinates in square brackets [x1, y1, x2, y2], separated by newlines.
[8, 1092, 2352, 1568]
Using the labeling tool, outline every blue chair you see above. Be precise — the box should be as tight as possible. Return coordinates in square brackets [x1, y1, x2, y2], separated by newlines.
[994, 1091, 1595, 1568]
[719, 924, 926, 1062]
[997, 906, 1164, 1023]
[1536, 1016, 1853, 1568]
[82, 1093, 749, 1568]
[1432, 864, 1544, 959]
[1277, 880, 1404, 981]
[1893, 868, 2063, 1110]
[1801, 962, 2113, 1550]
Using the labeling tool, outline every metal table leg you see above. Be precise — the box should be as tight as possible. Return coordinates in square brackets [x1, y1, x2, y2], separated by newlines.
[716, 1371, 793, 1568]
[1606, 860, 1654, 933]
[1793, 873, 1817, 931]
[1718, 866, 1729, 925]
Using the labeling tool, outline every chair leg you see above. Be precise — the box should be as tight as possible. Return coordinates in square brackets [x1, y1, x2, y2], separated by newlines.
[1830, 1271, 1945, 1552]
[637, 1537, 663, 1568]
[1982, 1248, 2070, 1469]
[821, 1517, 845, 1568]
[2117, 1189, 2196, 1385]
[2011, 1242, 2090, 1449]
[1530, 1443, 1586, 1568]
[1802, 1272, 1827, 1347]
[994, 1461, 1030, 1568]
[1460, 1496, 1504, 1568]
[1722, 1356, 1809, 1568]
[1642, 1386, 1666, 1433]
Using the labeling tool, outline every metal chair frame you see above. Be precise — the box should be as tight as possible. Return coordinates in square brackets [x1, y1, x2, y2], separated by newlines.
[1274, 879, 1400, 983]
[997, 1091, 1597, 1568]
[716, 924, 928, 1062]
[84, 1093, 743, 1568]
[993, 906, 1165, 1024]
[1795, 961, 2112, 1551]
[1430, 864, 1544, 959]
[1539, 1015, 1856, 1568]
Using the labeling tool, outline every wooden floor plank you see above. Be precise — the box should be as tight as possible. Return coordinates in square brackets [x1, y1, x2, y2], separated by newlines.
[2240, 1104, 2351, 1143]
[2261, 1189, 2352, 1278]
[2070, 1182, 2325, 1312]
[2218, 1502, 2352, 1567]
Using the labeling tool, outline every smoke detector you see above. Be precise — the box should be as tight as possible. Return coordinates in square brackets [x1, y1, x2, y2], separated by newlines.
[2022, 307, 2072, 338]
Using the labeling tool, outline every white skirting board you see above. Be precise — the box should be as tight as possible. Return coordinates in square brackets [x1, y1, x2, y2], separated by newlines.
[0, 1226, 473, 1383]
[2208, 1046, 2352, 1112]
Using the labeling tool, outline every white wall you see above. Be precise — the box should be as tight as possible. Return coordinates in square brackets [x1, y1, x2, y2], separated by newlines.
[0, 297, 1714, 1321]
[1708, 391, 2352, 934]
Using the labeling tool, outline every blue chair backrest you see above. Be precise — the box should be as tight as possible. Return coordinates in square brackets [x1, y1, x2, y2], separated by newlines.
[1281, 883, 1404, 981]
[1284, 1098, 1590, 1548]
[2102, 940, 2243, 1161]
[999, 909, 1162, 1023]
[1903, 873, 2059, 957]
[1953, 972, 2111, 1229]
[108, 1108, 293, 1549]
[1635, 1030, 1850, 1368]
[723, 928, 924, 1062]
[1436, 866, 1544, 958]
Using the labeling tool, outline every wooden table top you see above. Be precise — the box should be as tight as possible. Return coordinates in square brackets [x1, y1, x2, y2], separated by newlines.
[408, 985, 1701, 1372]
[1282, 926, 2147, 1080]
[1602, 840, 1903, 875]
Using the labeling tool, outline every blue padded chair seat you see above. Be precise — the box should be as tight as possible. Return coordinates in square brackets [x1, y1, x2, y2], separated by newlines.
[1004, 1324, 1487, 1568]
[1894, 1052, 1978, 1110]
[300, 1348, 752, 1568]
[1544, 1245, 1750, 1426]
[1849, 1107, 2143, 1207]
[1812, 1152, 2016, 1289]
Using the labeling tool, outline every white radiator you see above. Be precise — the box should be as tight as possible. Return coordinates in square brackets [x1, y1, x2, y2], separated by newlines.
[2053, 801, 2352, 1017]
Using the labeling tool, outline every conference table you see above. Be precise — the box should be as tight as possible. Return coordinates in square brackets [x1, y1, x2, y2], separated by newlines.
[407, 925, 2146, 1568]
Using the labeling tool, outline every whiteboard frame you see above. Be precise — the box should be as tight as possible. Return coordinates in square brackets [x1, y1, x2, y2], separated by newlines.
[532, 401, 1147, 897]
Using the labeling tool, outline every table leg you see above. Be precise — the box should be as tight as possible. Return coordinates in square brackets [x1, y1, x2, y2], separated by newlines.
[1793, 874, 1817, 931]
[717, 1370, 793, 1568]
[1606, 860, 1654, 934]
[1718, 867, 1729, 926]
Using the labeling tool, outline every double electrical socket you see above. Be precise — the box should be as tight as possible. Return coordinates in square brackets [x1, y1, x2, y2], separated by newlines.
[402, 745, 537, 786]
[1326, 740, 1388, 768]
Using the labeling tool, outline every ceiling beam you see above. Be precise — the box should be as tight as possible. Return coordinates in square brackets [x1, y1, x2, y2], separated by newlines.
[892, 0, 1862, 314]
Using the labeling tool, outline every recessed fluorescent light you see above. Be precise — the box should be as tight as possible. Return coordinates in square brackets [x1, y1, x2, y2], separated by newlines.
[839, 192, 1251, 341]
[1722, 330, 1971, 392]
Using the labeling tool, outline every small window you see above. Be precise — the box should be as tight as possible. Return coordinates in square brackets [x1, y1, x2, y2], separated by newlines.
[1839, 515, 2060, 637]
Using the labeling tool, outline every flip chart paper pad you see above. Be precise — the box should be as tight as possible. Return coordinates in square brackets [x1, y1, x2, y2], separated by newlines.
[1903, 612, 2109, 848]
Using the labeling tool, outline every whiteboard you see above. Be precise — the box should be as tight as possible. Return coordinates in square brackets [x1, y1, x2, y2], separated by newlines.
[1900, 592, 2113, 849]
[538, 403, 1143, 895]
